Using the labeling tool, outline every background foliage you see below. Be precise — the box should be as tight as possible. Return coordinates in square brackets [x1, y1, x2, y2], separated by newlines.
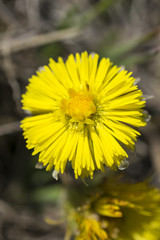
[0, 0, 160, 239]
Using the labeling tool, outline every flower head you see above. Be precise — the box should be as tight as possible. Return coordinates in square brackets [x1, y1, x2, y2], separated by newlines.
[76, 215, 108, 240]
[74, 181, 160, 240]
[21, 51, 146, 178]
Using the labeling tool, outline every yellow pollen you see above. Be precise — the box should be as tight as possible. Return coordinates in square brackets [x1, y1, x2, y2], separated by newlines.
[61, 88, 96, 121]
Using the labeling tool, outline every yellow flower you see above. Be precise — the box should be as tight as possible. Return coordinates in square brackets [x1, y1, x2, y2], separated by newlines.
[94, 181, 160, 240]
[74, 181, 160, 240]
[76, 215, 108, 240]
[21, 51, 146, 179]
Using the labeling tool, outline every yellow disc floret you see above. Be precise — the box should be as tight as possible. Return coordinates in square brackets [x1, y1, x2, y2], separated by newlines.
[61, 88, 96, 122]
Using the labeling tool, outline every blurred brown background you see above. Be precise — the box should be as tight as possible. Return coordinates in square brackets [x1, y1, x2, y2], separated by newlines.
[0, 0, 160, 239]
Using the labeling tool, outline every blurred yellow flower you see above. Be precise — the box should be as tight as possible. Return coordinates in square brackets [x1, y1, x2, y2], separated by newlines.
[74, 181, 160, 240]
[21, 51, 146, 179]
[76, 215, 108, 240]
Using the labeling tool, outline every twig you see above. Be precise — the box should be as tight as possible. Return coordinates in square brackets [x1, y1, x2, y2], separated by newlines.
[2, 56, 22, 113]
[1, 32, 23, 113]
[0, 121, 20, 136]
[26, 0, 41, 31]
[0, 27, 82, 56]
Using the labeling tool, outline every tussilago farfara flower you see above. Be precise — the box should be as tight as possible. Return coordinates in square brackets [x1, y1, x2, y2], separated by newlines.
[75, 181, 160, 240]
[21, 51, 147, 179]
[76, 215, 108, 240]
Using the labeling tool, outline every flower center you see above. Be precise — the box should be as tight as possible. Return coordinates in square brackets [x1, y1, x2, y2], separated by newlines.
[61, 88, 96, 121]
